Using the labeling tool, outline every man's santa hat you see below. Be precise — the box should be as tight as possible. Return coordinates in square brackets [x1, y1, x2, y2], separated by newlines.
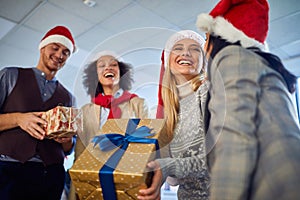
[39, 25, 77, 54]
[197, 0, 269, 50]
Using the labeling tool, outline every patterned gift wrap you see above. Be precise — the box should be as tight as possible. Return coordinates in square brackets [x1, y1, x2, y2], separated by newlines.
[69, 119, 169, 200]
[41, 106, 82, 139]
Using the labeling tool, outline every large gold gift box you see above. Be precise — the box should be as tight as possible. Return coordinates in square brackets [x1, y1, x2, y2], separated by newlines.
[69, 119, 168, 200]
[41, 106, 82, 139]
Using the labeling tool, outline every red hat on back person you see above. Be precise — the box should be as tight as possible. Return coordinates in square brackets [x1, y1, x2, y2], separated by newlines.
[196, 0, 269, 50]
[39, 25, 77, 54]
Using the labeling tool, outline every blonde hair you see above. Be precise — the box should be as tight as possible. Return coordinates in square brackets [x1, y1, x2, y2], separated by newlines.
[159, 30, 207, 139]
[161, 65, 206, 139]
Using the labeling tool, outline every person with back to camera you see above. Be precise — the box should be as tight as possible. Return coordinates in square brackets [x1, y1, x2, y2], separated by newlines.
[68, 51, 149, 200]
[138, 30, 210, 200]
[196, 0, 300, 199]
[0, 25, 77, 200]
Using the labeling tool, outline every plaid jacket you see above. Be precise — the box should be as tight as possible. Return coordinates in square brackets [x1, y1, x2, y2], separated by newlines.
[206, 45, 300, 200]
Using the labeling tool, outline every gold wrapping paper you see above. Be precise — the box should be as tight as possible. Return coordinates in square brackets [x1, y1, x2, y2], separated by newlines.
[69, 119, 168, 200]
[41, 106, 82, 139]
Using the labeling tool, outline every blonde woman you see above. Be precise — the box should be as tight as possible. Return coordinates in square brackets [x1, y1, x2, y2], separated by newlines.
[139, 30, 210, 200]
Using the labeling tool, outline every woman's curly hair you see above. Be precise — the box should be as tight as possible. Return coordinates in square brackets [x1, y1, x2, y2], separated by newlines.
[82, 59, 134, 98]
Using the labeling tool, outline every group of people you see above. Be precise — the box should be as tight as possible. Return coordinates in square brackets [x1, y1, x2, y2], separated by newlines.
[1, 0, 300, 200]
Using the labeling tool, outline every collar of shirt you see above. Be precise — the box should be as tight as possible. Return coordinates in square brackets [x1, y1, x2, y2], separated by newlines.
[33, 68, 57, 82]
[33, 68, 57, 102]
[113, 88, 124, 98]
[99, 88, 124, 129]
[176, 80, 193, 99]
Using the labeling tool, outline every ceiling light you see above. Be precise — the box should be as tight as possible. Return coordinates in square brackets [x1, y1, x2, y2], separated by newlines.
[82, 0, 96, 7]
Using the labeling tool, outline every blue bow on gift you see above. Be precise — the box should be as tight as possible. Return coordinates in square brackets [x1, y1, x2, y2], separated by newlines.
[92, 121, 154, 151]
[91, 118, 160, 200]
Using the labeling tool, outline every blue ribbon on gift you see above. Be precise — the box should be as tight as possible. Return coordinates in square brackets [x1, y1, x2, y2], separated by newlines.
[91, 118, 160, 200]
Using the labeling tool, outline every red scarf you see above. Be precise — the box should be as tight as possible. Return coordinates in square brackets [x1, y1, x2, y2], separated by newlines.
[92, 91, 138, 119]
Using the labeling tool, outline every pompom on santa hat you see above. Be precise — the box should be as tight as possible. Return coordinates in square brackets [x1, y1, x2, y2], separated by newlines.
[197, 0, 269, 50]
[39, 25, 77, 54]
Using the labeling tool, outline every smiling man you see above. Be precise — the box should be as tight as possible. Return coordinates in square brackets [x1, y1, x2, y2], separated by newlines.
[0, 25, 77, 200]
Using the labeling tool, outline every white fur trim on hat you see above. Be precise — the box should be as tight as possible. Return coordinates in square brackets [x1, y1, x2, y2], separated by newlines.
[164, 30, 206, 68]
[197, 13, 266, 51]
[39, 34, 74, 53]
[91, 50, 124, 62]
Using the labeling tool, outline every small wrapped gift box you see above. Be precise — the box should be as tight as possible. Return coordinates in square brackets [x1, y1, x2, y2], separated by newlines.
[41, 106, 82, 139]
[69, 118, 169, 200]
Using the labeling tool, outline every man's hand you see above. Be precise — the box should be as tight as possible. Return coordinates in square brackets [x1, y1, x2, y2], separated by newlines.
[53, 136, 72, 144]
[54, 136, 74, 152]
[0, 112, 47, 139]
[17, 112, 47, 140]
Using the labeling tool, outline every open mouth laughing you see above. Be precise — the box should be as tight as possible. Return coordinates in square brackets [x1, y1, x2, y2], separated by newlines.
[104, 72, 115, 78]
[177, 59, 193, 66]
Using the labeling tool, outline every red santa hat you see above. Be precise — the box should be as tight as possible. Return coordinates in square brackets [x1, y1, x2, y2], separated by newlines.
[196, 0, 269, 50]
[39, 25, 77, 54]
[156, 30, 205, 118]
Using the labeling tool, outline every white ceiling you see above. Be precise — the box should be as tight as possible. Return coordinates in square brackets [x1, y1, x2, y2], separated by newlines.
[1, 0, 300, 110]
